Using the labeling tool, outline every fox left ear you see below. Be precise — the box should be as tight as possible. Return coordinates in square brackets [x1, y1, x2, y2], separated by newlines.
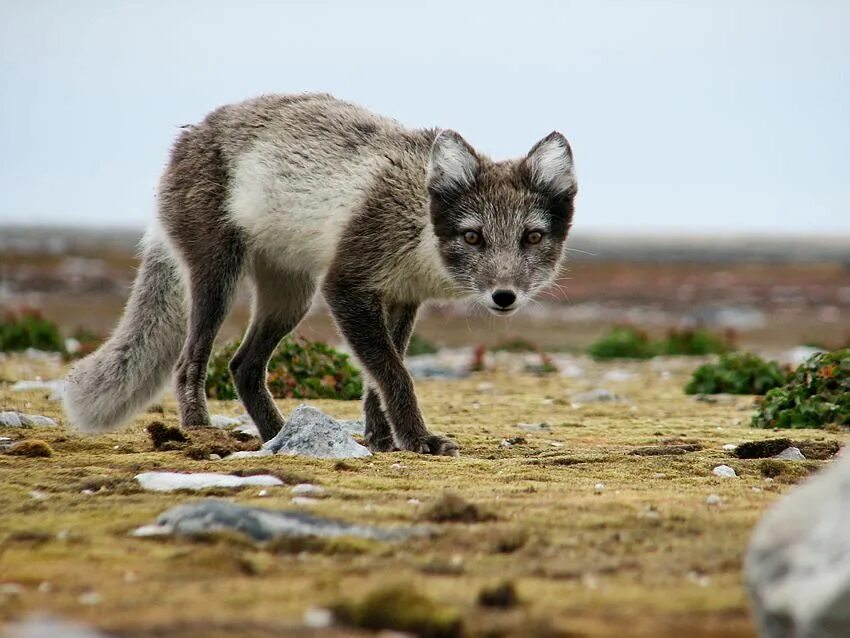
[427, 129, 480, 198]
[524, 132, 577, 197]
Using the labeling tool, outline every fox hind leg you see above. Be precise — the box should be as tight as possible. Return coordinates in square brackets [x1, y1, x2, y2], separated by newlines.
[229, 256, 315, 441]
[173, 232, 244, 429]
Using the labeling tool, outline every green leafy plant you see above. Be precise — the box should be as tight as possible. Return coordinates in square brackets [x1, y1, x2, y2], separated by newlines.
[588, 326, 655, 360]
[206, 336, 363, 401]
[0, 309, 65, 353]
[406, 333, 439, 356]
[753, 349, 850, 429]
[659, 328, 731, 356]
[685, 352, 787, 395]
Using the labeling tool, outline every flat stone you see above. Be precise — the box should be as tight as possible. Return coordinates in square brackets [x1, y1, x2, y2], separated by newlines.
[263, 405, 371, 459]
[571, 389, 624, 405]
[4, 614, 108, 638]
[134, 498, 430, 542]
[515, 422, 551, 432]
[226, 449, 273, 459]
[134, 471, 283, 492]
[772, 447, 806, 461]
[209, 414, 260, 437]
[291, 483, 325, 496]
[747, 451, 850, 638]
[10, 380, 65, 401]
[0, 412, 58, 428]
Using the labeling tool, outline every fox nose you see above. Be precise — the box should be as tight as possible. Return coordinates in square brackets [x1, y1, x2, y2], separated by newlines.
[491, 289, 517, 308]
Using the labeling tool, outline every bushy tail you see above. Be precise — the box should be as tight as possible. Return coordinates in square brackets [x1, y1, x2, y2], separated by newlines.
[64, 232, 187, 432]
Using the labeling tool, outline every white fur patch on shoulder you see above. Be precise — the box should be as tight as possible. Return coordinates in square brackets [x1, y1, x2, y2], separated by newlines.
[527, 133, 576, 195]
[427, 130, 479, 194]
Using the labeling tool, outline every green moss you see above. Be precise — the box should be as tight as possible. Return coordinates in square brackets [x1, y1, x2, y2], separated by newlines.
[206, 336, 362, 401]
[753, 349, 850, 429]
[589, 326, 655, 360]
[333, 585, 462, 638]
[685, 352, 787, 395]
[0, 309, 65, 353]
[407, 333, 439, 356]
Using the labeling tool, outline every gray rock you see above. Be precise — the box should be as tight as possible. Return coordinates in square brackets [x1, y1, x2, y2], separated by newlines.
[10, 380, 65, 401]
[134, 471, 283, 492]
[0, 411, 23, 427]
[772, 447, 806, 461]
[712, 464, 738, 478]
[4, 614, 108, 638]
[747, 452, 850, 638]
[209, 414, 260, 437]
[571, 389, 624, 405]
[263, 405, 371, 459]
[134, 499, 429, 542]
[0, 412, 58, 428]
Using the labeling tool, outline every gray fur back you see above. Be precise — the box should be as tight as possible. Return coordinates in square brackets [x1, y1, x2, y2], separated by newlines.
[63, 233, 187, 432]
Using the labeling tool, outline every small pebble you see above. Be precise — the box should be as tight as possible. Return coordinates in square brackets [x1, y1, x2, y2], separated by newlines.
[407, 498, 421, 506]
[706, 494, 723, 506]
[303, 606, 333, 629]
[37, 581, 53, 593]
[772, 446, 806, 461]
[594, 482, 605, 494]
[712, 465, 737, 478]
[208, 453, 222, 460]
[78, 591, 101, 606]
[257, 490, 268, 497]
[723, 443, 738, 451]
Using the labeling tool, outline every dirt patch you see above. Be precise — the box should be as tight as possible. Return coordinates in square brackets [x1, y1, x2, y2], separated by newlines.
[146, 421, 188, 449]
[478, 581, 520, 608]
[632, 443, 703, 456]
[421, 492, 497, 523]
[734, 438, 841, 460]
[146, 421, 260, 459]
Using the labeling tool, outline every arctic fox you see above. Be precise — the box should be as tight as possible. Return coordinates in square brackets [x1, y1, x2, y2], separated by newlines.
[64, 93, 577, 456]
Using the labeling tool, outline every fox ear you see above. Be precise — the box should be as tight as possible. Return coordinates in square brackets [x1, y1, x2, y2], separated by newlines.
[524, 132, 576, 196]
[427, 129, 480, 197]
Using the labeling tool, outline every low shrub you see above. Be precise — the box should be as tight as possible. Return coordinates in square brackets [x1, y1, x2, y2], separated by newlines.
[753, 349, 850, 429]
[0, 309, 65, 353]
[588, 326, 655, 360]
[659, 327, 731, 356]
[685, 352, 787, 395]
[206, 336, 362, 401]
[406, 333, 438, 356]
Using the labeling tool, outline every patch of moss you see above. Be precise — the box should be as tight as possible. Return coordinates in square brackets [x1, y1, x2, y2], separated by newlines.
[758, 459, 813, 483]
[206, 336, 362, 401]
[589, 326, 655, 360]
[0, 309, 65, 353]
[421, 492, 496, 524]
[753, 349, 850, 429]
[7, 439, 53, 457]
[407, 333, 439, 356]
[685, 352, 787, 395]
[332, 585, 462, 638]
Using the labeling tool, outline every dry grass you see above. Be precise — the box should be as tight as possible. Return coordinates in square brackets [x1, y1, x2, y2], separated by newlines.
[0, 353, 847, 637]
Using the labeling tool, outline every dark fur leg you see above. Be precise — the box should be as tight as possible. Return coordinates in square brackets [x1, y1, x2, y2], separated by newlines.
[324, 280, 458, 456]
[230, 260, 314, 441]
[174, 235, 243, 429]
[364, 303, 418, 452]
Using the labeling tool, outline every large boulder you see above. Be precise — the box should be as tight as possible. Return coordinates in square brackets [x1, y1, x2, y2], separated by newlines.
[746, 451, 850, 637]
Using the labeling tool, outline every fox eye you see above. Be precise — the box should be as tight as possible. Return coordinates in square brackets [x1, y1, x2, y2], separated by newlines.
[463, 230, 482, 246]
[525, 230, 543, 245]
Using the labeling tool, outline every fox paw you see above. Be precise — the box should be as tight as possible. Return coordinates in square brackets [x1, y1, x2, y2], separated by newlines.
[416, 434, 460, 457]
[367, 434, 397, 453]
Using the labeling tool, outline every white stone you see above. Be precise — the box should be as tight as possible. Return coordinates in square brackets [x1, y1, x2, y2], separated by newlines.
[0, 411, 23, 427]
[134, 471, 283, 492]
[712, 465, 737, 478]
[723, 443, 739, 451]
[303, 606, 333, 629]
[594, 482, 605, 494]
[747, 451, 850, 638]
[226, 449, 273, 459]
[706, 494, 723, 506]
[10, 380, 65, 401]
[263, 405, 371, 459]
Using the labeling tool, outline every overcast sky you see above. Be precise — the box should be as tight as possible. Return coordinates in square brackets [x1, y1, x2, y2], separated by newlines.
[1, 0, 848, 235]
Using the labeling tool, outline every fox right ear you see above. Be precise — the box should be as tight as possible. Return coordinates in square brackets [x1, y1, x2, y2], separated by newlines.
[427, 130, 480, 197]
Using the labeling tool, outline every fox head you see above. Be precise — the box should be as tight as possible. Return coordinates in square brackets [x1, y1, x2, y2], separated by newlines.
[426, 130, 577, 315]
